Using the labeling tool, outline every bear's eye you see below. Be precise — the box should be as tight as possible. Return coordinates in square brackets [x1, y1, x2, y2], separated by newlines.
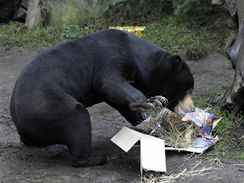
[186, 89, 192, 95]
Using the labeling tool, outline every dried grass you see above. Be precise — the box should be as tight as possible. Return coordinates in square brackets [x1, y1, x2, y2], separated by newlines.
[144, 107, 198, 147]
[141, 162, 217, 183]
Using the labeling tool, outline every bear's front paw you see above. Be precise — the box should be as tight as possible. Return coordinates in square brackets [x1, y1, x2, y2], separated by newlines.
[129, 101, 153, 111]
[129, 96, 168, 111]
[146, 95, 168, 108]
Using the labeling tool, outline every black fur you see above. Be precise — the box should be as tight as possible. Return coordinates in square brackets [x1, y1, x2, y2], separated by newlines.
[10, 29, 194, 167]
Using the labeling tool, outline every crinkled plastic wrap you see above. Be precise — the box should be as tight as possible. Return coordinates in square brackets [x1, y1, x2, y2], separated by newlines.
[144, 107, 220, 150]
[181, 107, 217, 136]
[144, 107, 199, 148]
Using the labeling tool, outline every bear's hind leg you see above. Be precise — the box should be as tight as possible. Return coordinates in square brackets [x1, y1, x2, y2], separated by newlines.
[64, 106, 107, 167]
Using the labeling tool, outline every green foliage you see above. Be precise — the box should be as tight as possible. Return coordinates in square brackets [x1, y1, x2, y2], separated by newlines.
[62, 24, 97, 39]
[50, 0, 106, 28]
[104, 0, 212, 25]
[104, 0, 173, 24]
[194, 88, 244, 160]
[62, 5, 80, 26]
[0, 0, 227, 60]
[0, 14, 229, 60]
[239, 153, 244, 160]
[144, 17, 226, 59]
[174, 0, 212, 23]
[0, 22, 62, 48]
[0, 22, 98, 48]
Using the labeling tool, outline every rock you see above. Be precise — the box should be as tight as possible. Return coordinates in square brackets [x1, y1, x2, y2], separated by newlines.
[0, 0, 21, 22]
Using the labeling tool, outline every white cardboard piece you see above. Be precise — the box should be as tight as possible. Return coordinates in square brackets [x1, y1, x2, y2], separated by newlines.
[140, 137, 166, 173]
[111, 127, 166, 173]
[165, 135, 219, 154]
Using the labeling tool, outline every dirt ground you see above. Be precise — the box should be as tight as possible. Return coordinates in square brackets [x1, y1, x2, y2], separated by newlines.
[0, 46, 244, 183]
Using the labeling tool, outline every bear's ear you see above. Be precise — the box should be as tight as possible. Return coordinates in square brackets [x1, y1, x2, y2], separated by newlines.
[171, 55, 182, 71]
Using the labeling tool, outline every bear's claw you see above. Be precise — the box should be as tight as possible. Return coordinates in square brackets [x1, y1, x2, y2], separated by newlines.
[146, 96, 168, 108]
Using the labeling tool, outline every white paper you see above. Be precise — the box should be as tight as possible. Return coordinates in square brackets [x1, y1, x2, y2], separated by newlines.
[165, 136, 219, 154]
[111, 127, 166, 173]
[140, 138, 166, 173]
[111, 127, 140, 152]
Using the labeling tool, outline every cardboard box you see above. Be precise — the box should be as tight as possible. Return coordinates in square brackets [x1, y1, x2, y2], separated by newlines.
[111, 127, 166, 174]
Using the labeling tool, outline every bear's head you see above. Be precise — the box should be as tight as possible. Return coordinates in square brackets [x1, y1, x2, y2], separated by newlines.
[146, 53, 194, 112]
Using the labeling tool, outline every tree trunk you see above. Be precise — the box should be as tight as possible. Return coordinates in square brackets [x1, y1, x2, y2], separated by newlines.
[25, 0, 50, 28]
[237, 0, 244, 29]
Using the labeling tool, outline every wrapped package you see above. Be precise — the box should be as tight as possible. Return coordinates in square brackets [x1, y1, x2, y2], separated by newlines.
[144, 107, 199, 147]
[181, 107, 217, 137]
[144, 107, 220, 149]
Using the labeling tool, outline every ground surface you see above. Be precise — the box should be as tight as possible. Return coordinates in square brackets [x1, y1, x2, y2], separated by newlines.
[0, 46, 244, 183]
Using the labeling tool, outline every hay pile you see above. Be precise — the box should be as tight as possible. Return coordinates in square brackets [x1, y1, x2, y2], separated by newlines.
[144, 107, 199, 147]
[141, 162, 217, 183]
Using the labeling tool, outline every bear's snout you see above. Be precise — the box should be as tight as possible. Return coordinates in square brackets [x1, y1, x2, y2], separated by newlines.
[174, 93, 194, 114]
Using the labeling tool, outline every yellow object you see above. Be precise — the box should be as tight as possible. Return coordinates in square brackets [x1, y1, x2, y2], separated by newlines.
[109, 26, 145, 37]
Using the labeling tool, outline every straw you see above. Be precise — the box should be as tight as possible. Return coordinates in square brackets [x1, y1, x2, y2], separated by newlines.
[141, 162, 217, 183]
[144, 107, 198, 147]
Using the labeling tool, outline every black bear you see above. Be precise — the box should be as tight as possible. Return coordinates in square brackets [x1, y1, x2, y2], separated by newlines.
[10, 29, 194, 167]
